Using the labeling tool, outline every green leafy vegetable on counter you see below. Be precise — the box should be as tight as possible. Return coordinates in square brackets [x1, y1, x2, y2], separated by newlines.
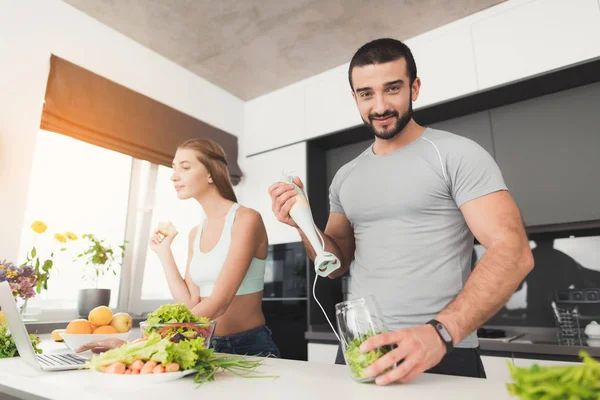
[87, 333, 276, 385]
[344, 330, 392, 381]
[0, 323, 42, 358]
[506, 350, 600, 399]
[144, 304, 212, 339]
[146, 304, 209, 325]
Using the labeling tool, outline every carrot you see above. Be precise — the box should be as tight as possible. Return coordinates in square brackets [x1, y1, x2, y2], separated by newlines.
[140, 361, 157, 374]
[152, 364, 165, 374]
[104, 362, 126, 374]
[164, 363, 180, 372]
[129, 360, 145, 371]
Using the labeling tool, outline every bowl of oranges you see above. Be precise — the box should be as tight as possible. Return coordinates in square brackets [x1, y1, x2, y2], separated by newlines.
[56, 306, 133, 353]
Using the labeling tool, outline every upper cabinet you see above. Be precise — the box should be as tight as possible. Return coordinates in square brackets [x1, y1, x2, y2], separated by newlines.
[303, 25, 480, 141]
[491, 81, 600, 227]
[406, 26, 478, 110]
[244, 82, 306, 156]
[429, 111, 495, 158]
[304, 65, 363, 140]
[237, 142, 306, 244]
[472, 0, 600, 90]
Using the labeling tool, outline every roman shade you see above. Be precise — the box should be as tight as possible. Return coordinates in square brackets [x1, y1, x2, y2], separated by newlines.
[40, 55, 242, 184]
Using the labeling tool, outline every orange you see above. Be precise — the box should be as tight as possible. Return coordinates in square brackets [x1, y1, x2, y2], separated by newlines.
[65, 319, 93, 334]
[51, 329, 65, 342]
[93, 325, 118, 334]
[88, 306, 113, 326]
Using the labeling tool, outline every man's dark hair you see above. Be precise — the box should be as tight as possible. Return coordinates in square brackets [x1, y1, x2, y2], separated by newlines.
[348, 38, 417, 90]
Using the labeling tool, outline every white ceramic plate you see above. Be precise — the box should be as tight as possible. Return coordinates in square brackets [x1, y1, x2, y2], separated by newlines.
[61, 332, 132, 353]
[90, 368, 196, 385]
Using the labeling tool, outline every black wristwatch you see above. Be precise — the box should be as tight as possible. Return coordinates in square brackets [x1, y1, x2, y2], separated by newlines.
[427, 319, 454, 354]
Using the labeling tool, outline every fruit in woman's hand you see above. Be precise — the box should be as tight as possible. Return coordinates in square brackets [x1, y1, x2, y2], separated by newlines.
[51, 329, 66, 342]
[110, 313, 133, 333]
[88, 306, 113, 326]
[158, 221, 176, 237]
[93, 325, 118, 334]
[65, 319, 93, 334]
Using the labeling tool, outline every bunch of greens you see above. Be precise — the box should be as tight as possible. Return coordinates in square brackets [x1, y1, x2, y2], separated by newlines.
[144, 304, 212, 340]
[0, 324, 42, 358]
[344, 330, 392, 380]
[87, 333, 274, 385]
[506, 350, 600, 399]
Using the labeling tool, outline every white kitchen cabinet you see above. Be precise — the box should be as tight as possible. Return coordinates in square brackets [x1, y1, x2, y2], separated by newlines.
[472, 0, 600, 90]
[237, 142, 306, 245]
[307, 343, 339, 364]
[304, 64, 363, 140]
[243, 82, 306, 156]
[406, 26, 478, 110]
[303, 25, 479, 140]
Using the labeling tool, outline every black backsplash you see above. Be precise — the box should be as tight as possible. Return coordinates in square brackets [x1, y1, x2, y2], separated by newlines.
[480, 232, 600, 327]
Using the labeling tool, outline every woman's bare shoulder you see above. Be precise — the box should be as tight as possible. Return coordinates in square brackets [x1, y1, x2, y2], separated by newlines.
[234, 206, 264, 228]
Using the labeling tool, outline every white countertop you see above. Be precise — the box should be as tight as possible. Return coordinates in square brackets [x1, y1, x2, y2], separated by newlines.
[0, 334, 516, 400]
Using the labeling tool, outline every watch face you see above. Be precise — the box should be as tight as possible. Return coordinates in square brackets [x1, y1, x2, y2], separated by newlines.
[436, 323, 451, 342]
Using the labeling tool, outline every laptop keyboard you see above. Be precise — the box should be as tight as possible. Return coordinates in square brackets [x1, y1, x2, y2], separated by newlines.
[37, 353, 86, 367]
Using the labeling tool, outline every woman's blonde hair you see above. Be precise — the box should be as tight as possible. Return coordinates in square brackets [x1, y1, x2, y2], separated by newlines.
[177, 138, 237, 203]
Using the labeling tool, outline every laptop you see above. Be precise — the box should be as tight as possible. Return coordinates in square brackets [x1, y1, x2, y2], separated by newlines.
[0, 281, 87, 371]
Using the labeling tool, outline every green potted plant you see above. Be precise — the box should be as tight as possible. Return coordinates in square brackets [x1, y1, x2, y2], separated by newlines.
[75, 234, 126, 317]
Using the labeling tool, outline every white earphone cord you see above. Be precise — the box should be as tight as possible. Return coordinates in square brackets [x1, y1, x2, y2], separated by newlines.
[313, 227, 341, 343]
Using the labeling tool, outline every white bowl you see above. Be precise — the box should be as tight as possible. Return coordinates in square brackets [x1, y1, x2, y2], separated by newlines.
[61, 332, 132, 353]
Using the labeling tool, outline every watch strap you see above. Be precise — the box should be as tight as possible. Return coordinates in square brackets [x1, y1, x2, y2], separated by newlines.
[427, 319, 454, 353]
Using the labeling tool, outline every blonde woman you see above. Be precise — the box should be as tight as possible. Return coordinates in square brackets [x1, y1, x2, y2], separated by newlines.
[150, 138, 279, 358]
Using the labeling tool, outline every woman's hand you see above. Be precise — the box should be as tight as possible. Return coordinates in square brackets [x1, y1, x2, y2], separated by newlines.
[149, 228, 178, 256]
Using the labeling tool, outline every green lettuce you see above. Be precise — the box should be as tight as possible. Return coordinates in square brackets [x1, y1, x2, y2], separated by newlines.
[146, 304, 210, 325]
[87, 333, 207, 371]
[87, 332, 274, 386]
[0, 324, 42, 358]
[506, 350, 600, 399]
[344, 330, 392, 380]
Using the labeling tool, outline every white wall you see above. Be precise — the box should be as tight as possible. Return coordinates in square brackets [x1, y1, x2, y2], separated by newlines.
[244, 0, 600, 156]
[0, 0, 244, 262]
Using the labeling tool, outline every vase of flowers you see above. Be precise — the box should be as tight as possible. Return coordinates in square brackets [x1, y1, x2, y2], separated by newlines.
[75, 234, 126, 317]
[0, 261, 38, 317]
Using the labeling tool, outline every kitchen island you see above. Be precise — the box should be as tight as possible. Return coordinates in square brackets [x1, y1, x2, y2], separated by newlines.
[0, 335, 514, 400]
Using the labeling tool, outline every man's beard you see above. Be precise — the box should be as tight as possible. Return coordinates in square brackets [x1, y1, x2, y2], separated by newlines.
[364, 101, 413, 140]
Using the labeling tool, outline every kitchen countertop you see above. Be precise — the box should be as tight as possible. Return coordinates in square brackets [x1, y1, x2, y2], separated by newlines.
[0, 334, 514, 400]
[305, 328, 600, 360]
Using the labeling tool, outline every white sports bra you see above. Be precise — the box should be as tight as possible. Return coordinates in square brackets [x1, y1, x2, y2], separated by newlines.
[189, 203, 266, 297]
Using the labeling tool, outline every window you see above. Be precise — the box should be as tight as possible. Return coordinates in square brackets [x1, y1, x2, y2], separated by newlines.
[138, 165, 205, 303]
[18, 130, 131, 317]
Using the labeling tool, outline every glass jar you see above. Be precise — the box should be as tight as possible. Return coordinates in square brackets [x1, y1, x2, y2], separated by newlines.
[335, 296, 393, 382]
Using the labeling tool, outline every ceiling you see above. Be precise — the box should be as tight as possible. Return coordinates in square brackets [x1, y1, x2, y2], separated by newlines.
[63, 0, 504, 100]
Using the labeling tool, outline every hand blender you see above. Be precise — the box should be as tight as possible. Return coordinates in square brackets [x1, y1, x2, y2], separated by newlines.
[280, 174, 341, 277]
[280, 173, 342, 343]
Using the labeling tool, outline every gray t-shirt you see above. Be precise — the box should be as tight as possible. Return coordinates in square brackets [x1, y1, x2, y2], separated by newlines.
[329, 128, 508, 348]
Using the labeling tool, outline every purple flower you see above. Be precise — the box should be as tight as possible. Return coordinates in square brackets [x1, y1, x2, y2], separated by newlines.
[0, 260, 38, 301]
